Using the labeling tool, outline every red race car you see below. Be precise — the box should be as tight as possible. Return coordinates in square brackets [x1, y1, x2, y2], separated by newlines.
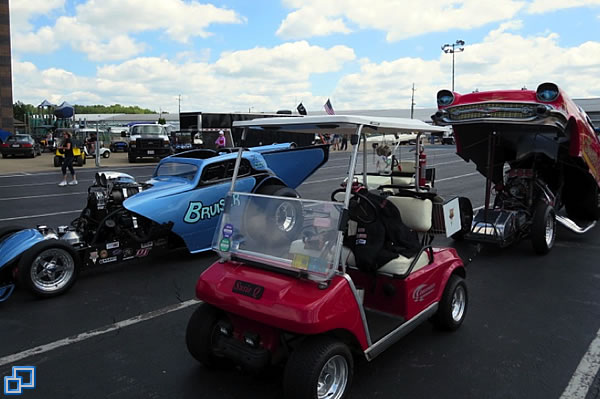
[432, 82, 600, 254]
[185, 115, 468, 399]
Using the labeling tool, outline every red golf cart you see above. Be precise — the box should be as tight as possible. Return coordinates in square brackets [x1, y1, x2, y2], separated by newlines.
[186, 115, 468, 399]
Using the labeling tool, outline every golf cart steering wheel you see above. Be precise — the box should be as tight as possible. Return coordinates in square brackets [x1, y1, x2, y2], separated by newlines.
[350, 191, 378, 224]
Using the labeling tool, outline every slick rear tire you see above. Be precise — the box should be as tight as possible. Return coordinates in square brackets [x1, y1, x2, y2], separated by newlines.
[245, 185, 303, 248]
[53, 156, 61, 167]
[283, 336, 353, 399]
[17, 240, 79, 298]
[185, 303, 232, 369]
[433, 274, 468, 331]
[531, 202, 556, 255]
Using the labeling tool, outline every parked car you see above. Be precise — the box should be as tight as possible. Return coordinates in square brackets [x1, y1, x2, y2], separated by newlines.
[127, 124, 172, 162]
[109, 141, 128, 152]
[1, 134, 42, 158]
[0, 142, 329, 302]
[432, 82, 600, 254]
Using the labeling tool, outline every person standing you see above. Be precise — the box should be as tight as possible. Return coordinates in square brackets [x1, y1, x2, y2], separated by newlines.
[341, 134, 348, 151]
[215, 130, 226, 148]
[58, 131, 77, 186]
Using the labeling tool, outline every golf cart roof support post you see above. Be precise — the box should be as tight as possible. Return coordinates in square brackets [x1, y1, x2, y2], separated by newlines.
[335, 124, 364, 274]
[415, 132, 422, 193]
[363, 132, 368, 188]
[228, 127, 247, 194]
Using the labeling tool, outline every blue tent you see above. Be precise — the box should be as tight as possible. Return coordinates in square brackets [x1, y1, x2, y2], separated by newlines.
[53, 101, 74, 119]
[0, 129, 11, 143]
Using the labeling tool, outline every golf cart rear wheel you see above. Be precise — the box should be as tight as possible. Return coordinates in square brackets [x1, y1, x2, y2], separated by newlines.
[17, 240, 78, 298]
[185, 303, 232, 369]
[76, 155, 84, 166]
[284, 336, 353, 399]
[531, 202, 556, 255]
[53, 156, 61, 167]
[433, 275, 468, 331]
[103, 150, 110, 158]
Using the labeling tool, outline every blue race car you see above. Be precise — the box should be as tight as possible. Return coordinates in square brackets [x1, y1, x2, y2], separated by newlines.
[0, 143, 329, 302]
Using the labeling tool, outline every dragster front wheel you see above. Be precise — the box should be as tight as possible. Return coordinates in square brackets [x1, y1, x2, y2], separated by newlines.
[531, 202, 556, 255]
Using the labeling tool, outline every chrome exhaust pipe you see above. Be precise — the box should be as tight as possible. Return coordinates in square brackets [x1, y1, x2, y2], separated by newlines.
[555, 215, 597, 234]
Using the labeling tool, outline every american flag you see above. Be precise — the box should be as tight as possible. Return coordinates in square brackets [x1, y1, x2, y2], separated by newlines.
[323, 99, 335, 115]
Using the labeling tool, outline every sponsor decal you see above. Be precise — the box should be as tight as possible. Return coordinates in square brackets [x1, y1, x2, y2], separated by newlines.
[136, 248, 151, 257]
[154, 238, 168, 247]
[111, 248, 122, 256]
[140, 241, 153, 249]
[412, 283, 436, 302]
[232, 280, 264, 299]
[122, 248, 135, 260]
[99, 250, 108, 259]
[98, 256, 117, 264]
[219, 238, 231, 252]
[222, 223, 234, 238]
[89, 251, 99, 264]
[184, 198, 226, 223]
[106, 241, 120, 250]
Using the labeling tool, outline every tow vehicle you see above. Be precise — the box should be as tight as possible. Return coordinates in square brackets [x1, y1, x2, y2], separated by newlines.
[0, 143, 328, 302]
[185, 115, 468, 399]
[432, 82, 600, 254]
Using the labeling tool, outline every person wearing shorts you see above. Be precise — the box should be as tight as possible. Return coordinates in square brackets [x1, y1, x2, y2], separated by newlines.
[58, 131, 77, 186]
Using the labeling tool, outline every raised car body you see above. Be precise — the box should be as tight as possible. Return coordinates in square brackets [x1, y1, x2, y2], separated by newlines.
[432, 82, 600, 252]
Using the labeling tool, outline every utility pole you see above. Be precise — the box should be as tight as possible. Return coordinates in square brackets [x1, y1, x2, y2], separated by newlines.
[410, 83, 415, 119]
[178, 94, 181, 115]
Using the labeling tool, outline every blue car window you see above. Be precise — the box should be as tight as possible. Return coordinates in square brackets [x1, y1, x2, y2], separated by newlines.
[156, 163, 198, 181]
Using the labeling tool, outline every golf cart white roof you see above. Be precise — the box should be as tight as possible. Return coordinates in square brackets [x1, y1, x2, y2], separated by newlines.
[232, 115, 447, 135]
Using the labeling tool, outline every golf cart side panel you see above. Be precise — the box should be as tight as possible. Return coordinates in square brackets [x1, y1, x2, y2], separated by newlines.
[259, 144, 329, 189]
[348, 248, 464, 321]
[196, 262, 369, 349]
[0, 229, 45, 269]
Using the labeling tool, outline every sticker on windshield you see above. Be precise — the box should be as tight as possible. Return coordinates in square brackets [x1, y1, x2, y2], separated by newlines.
[222, 224, 234, 238]
[292, 254, 310, 270]
[184, 199, 226, 223]
[219, 238, 231, 252]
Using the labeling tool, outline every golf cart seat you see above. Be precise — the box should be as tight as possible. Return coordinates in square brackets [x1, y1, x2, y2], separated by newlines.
[353, 174, 415, 191]
[343, 195, 433, 276]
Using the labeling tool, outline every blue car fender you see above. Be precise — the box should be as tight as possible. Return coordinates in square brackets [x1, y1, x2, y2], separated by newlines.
[0, 229, 45, 270]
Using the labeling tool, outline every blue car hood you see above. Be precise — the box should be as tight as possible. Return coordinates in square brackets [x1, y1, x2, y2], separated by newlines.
[124, 179, 194, 212]
[0, 229, 45, 269]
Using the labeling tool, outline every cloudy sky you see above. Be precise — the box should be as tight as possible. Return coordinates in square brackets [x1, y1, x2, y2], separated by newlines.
[10, 0, 600, 113]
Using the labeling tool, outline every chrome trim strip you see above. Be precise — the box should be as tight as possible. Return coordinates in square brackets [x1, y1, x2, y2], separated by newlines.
[341, 273, 372, 347]
[364, 302, 438, 361]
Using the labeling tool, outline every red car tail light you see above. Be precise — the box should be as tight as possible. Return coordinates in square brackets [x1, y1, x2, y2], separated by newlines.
[22, 143, 33, 148]
[0, 143, 8, 148]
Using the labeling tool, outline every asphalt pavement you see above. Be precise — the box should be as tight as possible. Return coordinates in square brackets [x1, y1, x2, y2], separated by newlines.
[0, 146, 599, 399]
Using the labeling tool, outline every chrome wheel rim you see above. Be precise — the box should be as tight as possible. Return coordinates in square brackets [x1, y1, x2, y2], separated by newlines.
[317, 355, 348, 399]
[545, 213, 555, 247]
[30, 248, 75, 293]
[451, 286, 466, 322]
[275, 202, 296, 233]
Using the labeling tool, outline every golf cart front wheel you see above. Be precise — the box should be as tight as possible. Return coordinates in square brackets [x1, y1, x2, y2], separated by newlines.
[186, 303, 232, 369]
[531, 202, 556, 255]
[433, 275, 468, 331]
[284, 336, 353, 399]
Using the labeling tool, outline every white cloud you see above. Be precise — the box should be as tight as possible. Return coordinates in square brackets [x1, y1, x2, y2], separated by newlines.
[331, 25, 600, 109]
[528, 0, 600, 14]
[9, 0, 65, 31]
[277, 0, 525, 41]
[13, 42, 356, 112]
[11, 0, 244, 60]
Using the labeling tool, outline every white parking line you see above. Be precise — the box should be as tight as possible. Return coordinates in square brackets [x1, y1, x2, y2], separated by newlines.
[0, 210, 81, 222]
[0, 299, 201, 367]
[560, 329, 600, 399]
[0, 165, 156, 179]
[0, 192, 87, 201]
[436, 172, 479, 182]
[0, 175, 152, 189]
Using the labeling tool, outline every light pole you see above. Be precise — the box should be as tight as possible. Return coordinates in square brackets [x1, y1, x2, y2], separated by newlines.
[441, 40, 465, 91]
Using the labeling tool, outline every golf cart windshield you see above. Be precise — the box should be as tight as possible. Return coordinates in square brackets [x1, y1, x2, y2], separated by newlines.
[212, 192, 344, 282]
